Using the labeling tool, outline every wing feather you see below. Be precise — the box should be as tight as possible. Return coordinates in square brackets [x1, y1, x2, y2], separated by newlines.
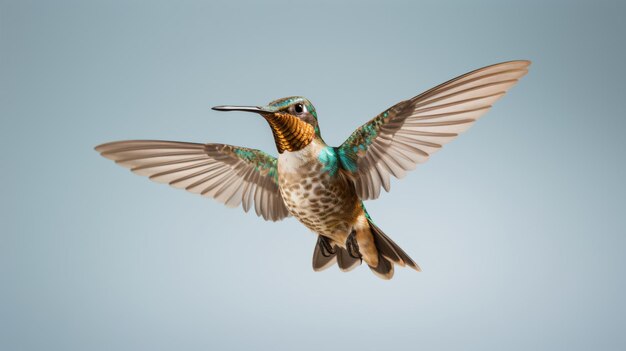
[95, 140, 290, 221]
[337, 61, 530, 199]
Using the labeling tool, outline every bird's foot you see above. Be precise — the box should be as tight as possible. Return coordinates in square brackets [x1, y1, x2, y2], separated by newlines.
[346, 231, 362, 260]
[317, 236, 336, 257]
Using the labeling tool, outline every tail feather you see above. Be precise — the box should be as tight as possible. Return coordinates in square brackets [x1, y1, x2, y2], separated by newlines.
[368, 252, 395, 279]
[312, 236, 337, 272]
[369, 220, 421, 271]
[313, 235, 362, 272]
[336, 247, 361, 272]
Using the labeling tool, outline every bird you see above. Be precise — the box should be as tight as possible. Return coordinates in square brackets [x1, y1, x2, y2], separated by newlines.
[96, 60, 530, 279]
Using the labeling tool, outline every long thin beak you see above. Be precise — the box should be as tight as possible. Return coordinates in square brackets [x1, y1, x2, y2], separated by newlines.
[211, 105, 265, 113]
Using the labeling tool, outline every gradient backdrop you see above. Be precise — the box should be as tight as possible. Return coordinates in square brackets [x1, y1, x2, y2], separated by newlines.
[2, 0, 625, 350]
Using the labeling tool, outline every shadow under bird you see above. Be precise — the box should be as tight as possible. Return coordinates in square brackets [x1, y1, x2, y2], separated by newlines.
[96, 60, 530, 279]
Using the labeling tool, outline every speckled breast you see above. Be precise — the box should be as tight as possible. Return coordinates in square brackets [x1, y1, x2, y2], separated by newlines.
[277, 140, 360, 242]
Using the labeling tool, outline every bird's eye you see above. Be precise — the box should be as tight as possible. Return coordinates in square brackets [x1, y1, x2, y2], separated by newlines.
[294, 103, 305, 114]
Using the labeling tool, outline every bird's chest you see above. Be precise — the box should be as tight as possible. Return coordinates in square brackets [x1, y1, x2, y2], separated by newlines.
[277, 150, 331, 215]
[277, 143, 358, 237]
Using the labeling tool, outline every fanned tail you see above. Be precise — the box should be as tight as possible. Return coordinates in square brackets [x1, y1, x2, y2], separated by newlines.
[311, 219, 419, 280]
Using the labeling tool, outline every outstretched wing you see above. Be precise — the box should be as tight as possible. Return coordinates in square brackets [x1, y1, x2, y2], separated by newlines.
[337, 60, 530, 199]
[95, 140, 290, 221]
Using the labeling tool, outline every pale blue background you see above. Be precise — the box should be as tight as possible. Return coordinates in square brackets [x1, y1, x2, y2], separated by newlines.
[2, 0, 625, 350]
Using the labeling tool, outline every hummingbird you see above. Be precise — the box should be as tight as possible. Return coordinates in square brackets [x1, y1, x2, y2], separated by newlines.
[96, 60, 530, 279]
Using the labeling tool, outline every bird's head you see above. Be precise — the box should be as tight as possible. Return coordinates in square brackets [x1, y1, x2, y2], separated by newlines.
[212, 96, 320, 154]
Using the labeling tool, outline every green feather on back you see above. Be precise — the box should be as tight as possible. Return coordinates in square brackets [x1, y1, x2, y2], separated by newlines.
[317, 146, 339, 176]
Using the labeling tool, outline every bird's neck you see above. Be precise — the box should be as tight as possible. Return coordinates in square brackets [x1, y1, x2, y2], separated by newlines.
[266, 113, 316, 153]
